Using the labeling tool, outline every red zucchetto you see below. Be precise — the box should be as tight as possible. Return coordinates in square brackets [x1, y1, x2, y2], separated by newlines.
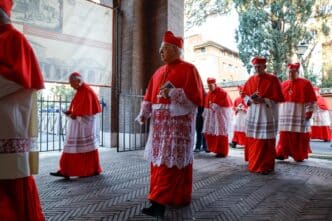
[163, 31, 183, 49]
[0, 0, 13, 17]
[251, 57, 267, 65]
[207, 77, 216, 84]
[69, 72, 82, 79]
[287, 62, 300, 71]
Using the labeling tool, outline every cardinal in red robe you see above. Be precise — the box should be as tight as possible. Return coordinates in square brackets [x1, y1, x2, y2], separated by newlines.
[231, 85, 249, 160]
[50, 72, 102, 178]
[136, 31, 204, 218]
[310, 87, 331, 141]
[242, 57, 284, 175]
[0, 1, 45, 220]
[202, 77, 233, 157]
[276, 62, 317, 162]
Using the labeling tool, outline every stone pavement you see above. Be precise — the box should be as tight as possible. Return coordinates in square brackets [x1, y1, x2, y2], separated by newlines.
[36, 148, 332, 221]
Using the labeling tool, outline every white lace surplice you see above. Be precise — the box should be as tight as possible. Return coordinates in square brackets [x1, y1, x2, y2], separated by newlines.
[279, 102, 314, 133]
[0, 77, 33, 179]
[311, 105, 331, 126]
[233, 110, 247, 132]
[202, 104, 233, 136]
[63, 115, 100, 153]
[138, 88, 196, 169]
[244, 96, 279, 139]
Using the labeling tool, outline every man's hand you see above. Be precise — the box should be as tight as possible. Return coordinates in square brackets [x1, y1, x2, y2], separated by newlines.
[159, 88, 170, 99]
[251, 95, 265, 104]
[62, 110, 70, 116]
[136, 115, 145, 125]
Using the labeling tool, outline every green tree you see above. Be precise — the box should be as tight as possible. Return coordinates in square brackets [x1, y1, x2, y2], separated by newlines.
[185, 0, 332, 82]
[321, 69, 332, 88]
[233, 0, 316, 80]
[50, 84, 74, 100]
[185, 0, 232, 31]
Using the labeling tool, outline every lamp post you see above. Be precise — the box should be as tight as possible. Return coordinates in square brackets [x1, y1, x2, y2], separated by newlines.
[296, 42, 308, 77]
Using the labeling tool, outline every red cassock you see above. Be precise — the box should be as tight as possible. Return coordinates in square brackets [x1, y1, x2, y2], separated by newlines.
[310, 95, 331, 141]
[242, 73, 284, 173]
[58, 83, 102, 177]
[203, 87, 233, 156]
[0, 24, 45, 220]
[142, 58, 203, 206]
[276, 78, 317, 161]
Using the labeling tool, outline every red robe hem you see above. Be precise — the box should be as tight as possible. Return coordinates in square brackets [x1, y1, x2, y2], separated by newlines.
[310, 126, 332, 141]
[0, 176, 45, 221]
[276, 132, 312, 161]
[246, 138, 276, 173]
[59, 149, 102, 177]
[205, 134, 229, 156]
[148, 164, 192, 207]
[232, 131, 247, 146]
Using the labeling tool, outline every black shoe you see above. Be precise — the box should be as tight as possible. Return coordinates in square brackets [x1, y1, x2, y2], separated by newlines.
[50, 171, 69, 179]
[194, 148, 201, 153]
[230, 142, 237, 148]
[141, 202, 165, 217]
[276, 156, 285, 160]
[260, 169, 273, 175]
[203, 148, 210, 153]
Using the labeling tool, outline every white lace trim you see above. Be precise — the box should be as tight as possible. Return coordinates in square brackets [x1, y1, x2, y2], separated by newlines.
[168, 88, 195, 116]
[233, 111, 247, 132]
[311, 109, 331, 126]
[279, 102, 311, 133]
[144, 109, 195, 169]
[63, 115, 99, 153]
[0, 138, 31, 153]
[246, 99, 279, 139]
[143, 93, 197, 168]
[202, 105, 233, 136]
[135, 101, 152, 124]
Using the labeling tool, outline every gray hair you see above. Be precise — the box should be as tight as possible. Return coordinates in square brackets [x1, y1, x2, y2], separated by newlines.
[0, 8, 11, 24]
[69, 75, 84, 83]
[159, 42, 183, 57]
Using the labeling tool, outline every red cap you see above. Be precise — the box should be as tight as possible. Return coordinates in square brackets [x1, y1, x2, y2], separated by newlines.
[69, 72, 82, 79]
[207, 77, 216, 84]
[287, 62, 300, 71]
[163, 31, 183, 49]
[0, 0, 13, 17]
[252, 57, 267, 65]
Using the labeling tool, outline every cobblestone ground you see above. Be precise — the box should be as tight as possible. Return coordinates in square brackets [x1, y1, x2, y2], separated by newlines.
[35, 148, 332, 221]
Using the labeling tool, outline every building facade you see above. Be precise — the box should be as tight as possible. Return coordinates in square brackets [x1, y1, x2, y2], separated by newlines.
[184, 34, 248, 85]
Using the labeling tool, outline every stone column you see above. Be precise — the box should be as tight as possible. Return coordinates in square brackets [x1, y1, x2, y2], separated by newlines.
[111, 0, 184, 149]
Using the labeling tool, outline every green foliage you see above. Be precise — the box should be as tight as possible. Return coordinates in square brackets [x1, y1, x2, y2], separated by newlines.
[321, 22, 330, 36]
[321, 75, 332, 88]
[233, 0, 315, 77]
[184, 0, 232, 30]
[303, 67, 319, 85]
[50, 84, 74, 100]
[185, 0, 332, 81]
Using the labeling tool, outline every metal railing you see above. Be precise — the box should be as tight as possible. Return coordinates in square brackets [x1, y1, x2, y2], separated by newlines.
[37, 96, 105, 152]
[116, 92, 148, 152]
